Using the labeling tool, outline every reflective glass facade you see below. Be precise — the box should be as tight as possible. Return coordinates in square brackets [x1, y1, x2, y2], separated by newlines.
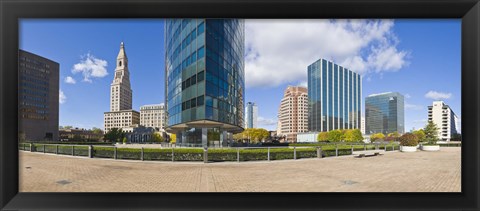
[307, 59, 361, 132]
[165, 19, 245, 147]
[365, 92, 405, 134]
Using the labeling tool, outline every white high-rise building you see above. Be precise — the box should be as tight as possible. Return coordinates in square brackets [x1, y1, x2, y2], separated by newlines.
[361, 116, 366, 134]
[245, 102, 258, 129]
[104, 42, 140, 133]
[428, 101, 459, 142]
[140, 104, 167, 131]
[277, 86, 308, 142]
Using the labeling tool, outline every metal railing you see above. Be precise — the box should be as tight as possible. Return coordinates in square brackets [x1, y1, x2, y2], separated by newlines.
[18, 142, 401, 163]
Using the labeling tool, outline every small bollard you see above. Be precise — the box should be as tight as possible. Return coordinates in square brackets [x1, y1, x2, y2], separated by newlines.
[43, 144, 46, 153]
[237, 148, 240, 162]
[171, 148, 174, 162]
[72, 146, 75, 156]
[392, 145, 395, 151]
[114, 147, 117, 159]
[335, 144, 338, 156]
[351, 145, 354, 154]
[203, 147, 208, 163]
[56, 145, 58, 154]
[88, 145, 92, 158]
[267, 147, 270, 161]
[30, 143, 33, 152]
[384, 144, 387, 151]
[317, 147, 322, 158]
[294, 146, 297, 160]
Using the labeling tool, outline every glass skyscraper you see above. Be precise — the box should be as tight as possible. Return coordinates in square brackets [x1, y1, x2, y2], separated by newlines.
[307, 59, 361, 132]
[365, 92, 405, 134]
[165, 19, 245, 147]
[245, 102, 257, 129]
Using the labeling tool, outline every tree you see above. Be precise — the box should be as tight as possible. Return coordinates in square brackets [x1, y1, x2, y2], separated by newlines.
[169, 133, 177, 144]
[150, 132, 164, 143]
[317, 132, 329, 142]
[92, 127, 103, 135]
[387, 131, 400, 141]
[351, 129, 364, 142]
[412, 129, 426, 142]
[370, 133, 385, 142]
[233, 133, 244, 141]
[399, 133, 419, 146]
[327, 130, 344, 142]
[424, 121, 439, 145]
[103, 128, 124, 143]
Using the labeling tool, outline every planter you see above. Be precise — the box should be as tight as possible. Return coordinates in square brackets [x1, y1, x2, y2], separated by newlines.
[400, 146, 417, 152]
[422, 145, 440, 151]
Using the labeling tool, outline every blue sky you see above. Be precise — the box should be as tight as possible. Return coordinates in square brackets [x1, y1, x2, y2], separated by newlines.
[20, 19, 461, 132]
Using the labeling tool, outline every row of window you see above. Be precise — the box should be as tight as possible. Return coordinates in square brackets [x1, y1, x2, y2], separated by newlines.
[182, 95, 205, 111]
[182, 71, 205, 91]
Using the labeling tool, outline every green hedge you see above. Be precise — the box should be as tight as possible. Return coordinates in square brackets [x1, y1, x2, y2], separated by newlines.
[22, 143, 401, 162]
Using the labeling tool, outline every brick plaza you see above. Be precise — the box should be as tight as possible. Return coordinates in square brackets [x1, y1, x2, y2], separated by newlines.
[19, 147, 461, 192]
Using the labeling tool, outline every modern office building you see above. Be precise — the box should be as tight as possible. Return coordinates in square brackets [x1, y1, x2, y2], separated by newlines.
[365, 92, 405, 134]
[165, 19, 245, 147]
[428, 101, 459, 142]
[277, 86, 308, 142]
[104, 42, 140, 133]
[140, 104, 167, 131]
[307, 59, 361, 132]
[245, 102, 258, 129]
[18, 50, 59, 142]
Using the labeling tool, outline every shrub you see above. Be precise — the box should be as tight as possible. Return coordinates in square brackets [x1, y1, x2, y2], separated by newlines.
[399, 133, 418, 146]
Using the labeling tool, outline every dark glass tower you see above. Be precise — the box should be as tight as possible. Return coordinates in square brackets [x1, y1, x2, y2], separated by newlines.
[307, 59, 362, 132]
[165, 19, 245, 147]
[365, 92, 405, 134]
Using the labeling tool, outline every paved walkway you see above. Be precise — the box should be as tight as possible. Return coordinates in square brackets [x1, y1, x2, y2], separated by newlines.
[19, 147, 461, 192]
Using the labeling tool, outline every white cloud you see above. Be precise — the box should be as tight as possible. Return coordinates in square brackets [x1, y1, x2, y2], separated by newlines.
[59, 90, 66, 104]
[72, 53, 108, 82]
[405, 103, 423, 110]
[64, 76, 76, 84]
[424, 91, 452, 100]
[404, 94, 411, 98]
[258, 116, 277, 126]
[245, 19, 410, 88]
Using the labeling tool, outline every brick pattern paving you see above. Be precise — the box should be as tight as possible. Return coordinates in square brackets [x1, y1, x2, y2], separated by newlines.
[19, 147, 461, 192]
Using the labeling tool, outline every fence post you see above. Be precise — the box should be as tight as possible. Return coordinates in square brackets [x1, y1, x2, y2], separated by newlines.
[317, 147, 322, 159]
[72, 146, 75, 156]
[88, 145, 92, 158]
[56, 145, 58, 154]
[294, 146, 297, 160]
[237, 148, 240, 162]
[203, 147, 208, 163]
[30, 143, 33, 152]
[267, 147, 270, 161]
[114, 147, 117, 160]
[335, 144, 338, 156]
[384, 144, 387, 151]
[171, 148, 174, 162]
[43, 144, 45, 153]
[351, 145, 354, 154]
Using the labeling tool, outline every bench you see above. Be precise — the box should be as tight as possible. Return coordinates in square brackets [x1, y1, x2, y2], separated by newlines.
[352, 150, 383, 158]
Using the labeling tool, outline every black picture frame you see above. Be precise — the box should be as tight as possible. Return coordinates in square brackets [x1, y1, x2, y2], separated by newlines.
[1, 0, 479, 210]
